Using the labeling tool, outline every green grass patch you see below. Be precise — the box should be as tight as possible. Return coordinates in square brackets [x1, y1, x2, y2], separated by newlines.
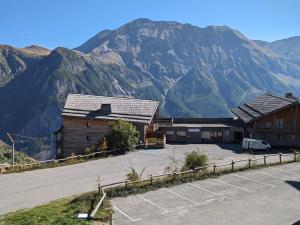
[0, 192, 111, 225]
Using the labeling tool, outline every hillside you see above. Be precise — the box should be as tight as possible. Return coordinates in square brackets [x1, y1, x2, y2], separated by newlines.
[0, 144, 36, 164]
[1, 18, 300, 156]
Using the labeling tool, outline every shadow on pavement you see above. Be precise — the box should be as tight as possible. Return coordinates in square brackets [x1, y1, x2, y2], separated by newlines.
[285, 181, 300, 191]
[291, 220, 300, 225]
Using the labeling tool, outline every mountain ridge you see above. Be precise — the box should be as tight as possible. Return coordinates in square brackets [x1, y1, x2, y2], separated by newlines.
[1, 18, 300, 157]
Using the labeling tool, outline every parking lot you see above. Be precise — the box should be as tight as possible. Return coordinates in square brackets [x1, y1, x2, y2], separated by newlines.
[112, 162, 300, 225]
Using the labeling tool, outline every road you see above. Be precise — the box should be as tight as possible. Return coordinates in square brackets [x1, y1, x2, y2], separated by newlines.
[0, 144, 288, 215]
[112, 162, 300, 225]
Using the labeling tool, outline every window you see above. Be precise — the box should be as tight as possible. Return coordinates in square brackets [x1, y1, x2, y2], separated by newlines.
[87, 121, 92, 127]
[166, 131, 174, 135]
[217, 132, 223, 137]
[265, 122, 272, 129]
[177, 131, 186, 136]
[201, 131, 210, 139]
[275, 118, 284, 129]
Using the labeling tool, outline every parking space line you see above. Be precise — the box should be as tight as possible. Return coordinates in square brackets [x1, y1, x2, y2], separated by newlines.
[231, 174, 273, 187]
[137, 194, 170, 214]
[162, 188, 200, 205]
[188, 183, 226, 199]
[270, 167, 299, 176]
[211, 178, 252, 193]
[113, 205, 142, 222]
[253, 171, 287, 180]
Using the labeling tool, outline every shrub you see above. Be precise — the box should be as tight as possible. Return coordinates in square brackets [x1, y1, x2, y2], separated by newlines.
[182, 151, 208, 171]
[109, 119, 140, 153]
[126, 167, 146, 182]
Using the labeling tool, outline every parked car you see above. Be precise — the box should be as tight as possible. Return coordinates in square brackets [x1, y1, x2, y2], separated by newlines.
[242, 138, 271, 151]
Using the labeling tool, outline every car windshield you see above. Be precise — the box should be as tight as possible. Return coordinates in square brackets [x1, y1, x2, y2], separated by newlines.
[262, 141, 267, 145]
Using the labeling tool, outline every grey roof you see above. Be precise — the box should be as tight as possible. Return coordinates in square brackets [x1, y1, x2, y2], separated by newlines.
[63, 94, 159, 124]
[232, 93, 297, 123]
[162, 123, 229, 128]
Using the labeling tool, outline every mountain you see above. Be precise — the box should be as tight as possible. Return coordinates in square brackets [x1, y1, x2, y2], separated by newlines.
[1, 18, 300, 157]
[0, 45, 50, 87]
[255, 36, 300, 65]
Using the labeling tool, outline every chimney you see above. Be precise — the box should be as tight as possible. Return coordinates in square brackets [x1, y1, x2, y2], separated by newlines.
[285, 93, 298, 101]
[94, 104, 111, 115]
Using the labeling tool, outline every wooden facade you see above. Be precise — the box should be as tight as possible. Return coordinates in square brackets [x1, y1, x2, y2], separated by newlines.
[56, 94, 160, 158]
[232, 93, 300, 147]
[248, 104, 300, 146]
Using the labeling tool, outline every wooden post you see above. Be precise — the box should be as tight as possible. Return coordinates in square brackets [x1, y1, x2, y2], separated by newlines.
[263, 155, 267, 166]
[150, 174, 153, 185]
[109, 211, 113, 225]
[279, 153, 282, 164]
[294, 151, 298, 162]
[125, 179, 128, 189]
[248, 158, 251, 168]
[231, 160, 235, 172]
[213, 164, 216, 174]
[173, 171, 176, 181]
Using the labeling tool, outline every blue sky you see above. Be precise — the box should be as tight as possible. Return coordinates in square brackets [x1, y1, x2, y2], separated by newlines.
[1, 0, 299, 49]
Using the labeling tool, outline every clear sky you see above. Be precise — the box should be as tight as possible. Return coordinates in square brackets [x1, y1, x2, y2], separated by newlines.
[1, 0, 299, 49]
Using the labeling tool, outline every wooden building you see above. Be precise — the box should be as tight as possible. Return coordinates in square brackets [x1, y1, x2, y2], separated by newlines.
[55, 94, 160, 158]
[232, 93, 300, 147]
[157, 118, 243, 144]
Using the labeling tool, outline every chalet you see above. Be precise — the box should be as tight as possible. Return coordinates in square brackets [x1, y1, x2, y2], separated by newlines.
[232, 93, 300, 147]
[55, 94, 160, 158]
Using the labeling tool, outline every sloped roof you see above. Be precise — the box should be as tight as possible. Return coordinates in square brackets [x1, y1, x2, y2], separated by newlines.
[232, 93, 297, 123]
[63, 94, 159, 124]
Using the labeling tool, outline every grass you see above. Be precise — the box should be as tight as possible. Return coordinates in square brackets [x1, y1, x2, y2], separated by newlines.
[0, 192, 111, 225]
[0, 145, 36, 165]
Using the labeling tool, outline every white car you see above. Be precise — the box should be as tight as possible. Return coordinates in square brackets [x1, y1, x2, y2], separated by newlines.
[242, 138, 271, 151]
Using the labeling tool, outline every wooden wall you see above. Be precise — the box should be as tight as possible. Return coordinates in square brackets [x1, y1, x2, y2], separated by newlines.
[62, 116, 111, 157]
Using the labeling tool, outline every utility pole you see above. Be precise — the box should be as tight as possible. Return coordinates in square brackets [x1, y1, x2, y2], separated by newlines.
[6, 133, 15, 170]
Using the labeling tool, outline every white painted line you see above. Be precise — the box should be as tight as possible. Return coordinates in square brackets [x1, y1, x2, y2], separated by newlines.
[211, 179, 252, 193]
[253, 171, 287, 181]
[270, 167, 300, 176]
[137, 194, 169, 213]
[188, 183, 226, 199]
[162, 188, 200, 206]
[113, 205, 142, 222]
[231, 174, 273, 187]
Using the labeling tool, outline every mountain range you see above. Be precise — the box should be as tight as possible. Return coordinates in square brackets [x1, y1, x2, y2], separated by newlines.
[1, 18, 300, 156]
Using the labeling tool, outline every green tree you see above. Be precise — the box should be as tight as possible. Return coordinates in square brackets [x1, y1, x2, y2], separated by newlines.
[110, 119, 140, 153]
[182, 151, 208, 171]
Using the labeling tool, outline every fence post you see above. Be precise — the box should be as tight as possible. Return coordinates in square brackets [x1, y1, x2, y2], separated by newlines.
[231, 160, 235, 172]
[294, 151, 297, 162]
[150, 174, 153, 185]
[213, 164, 216, 174]
[173, 171, 176, 181]
[125, 179, 128, 189]
[263, 155, 267, 166]
[109, 211, 113, 225]
[248, 158, 251, 168]
[279, 153, 282, 164]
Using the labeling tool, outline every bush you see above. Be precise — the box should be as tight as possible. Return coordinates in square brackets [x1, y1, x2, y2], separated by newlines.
[109, 119, 140, 153]
[126, 167, 146, 182]
[182, 151, 208, 170]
